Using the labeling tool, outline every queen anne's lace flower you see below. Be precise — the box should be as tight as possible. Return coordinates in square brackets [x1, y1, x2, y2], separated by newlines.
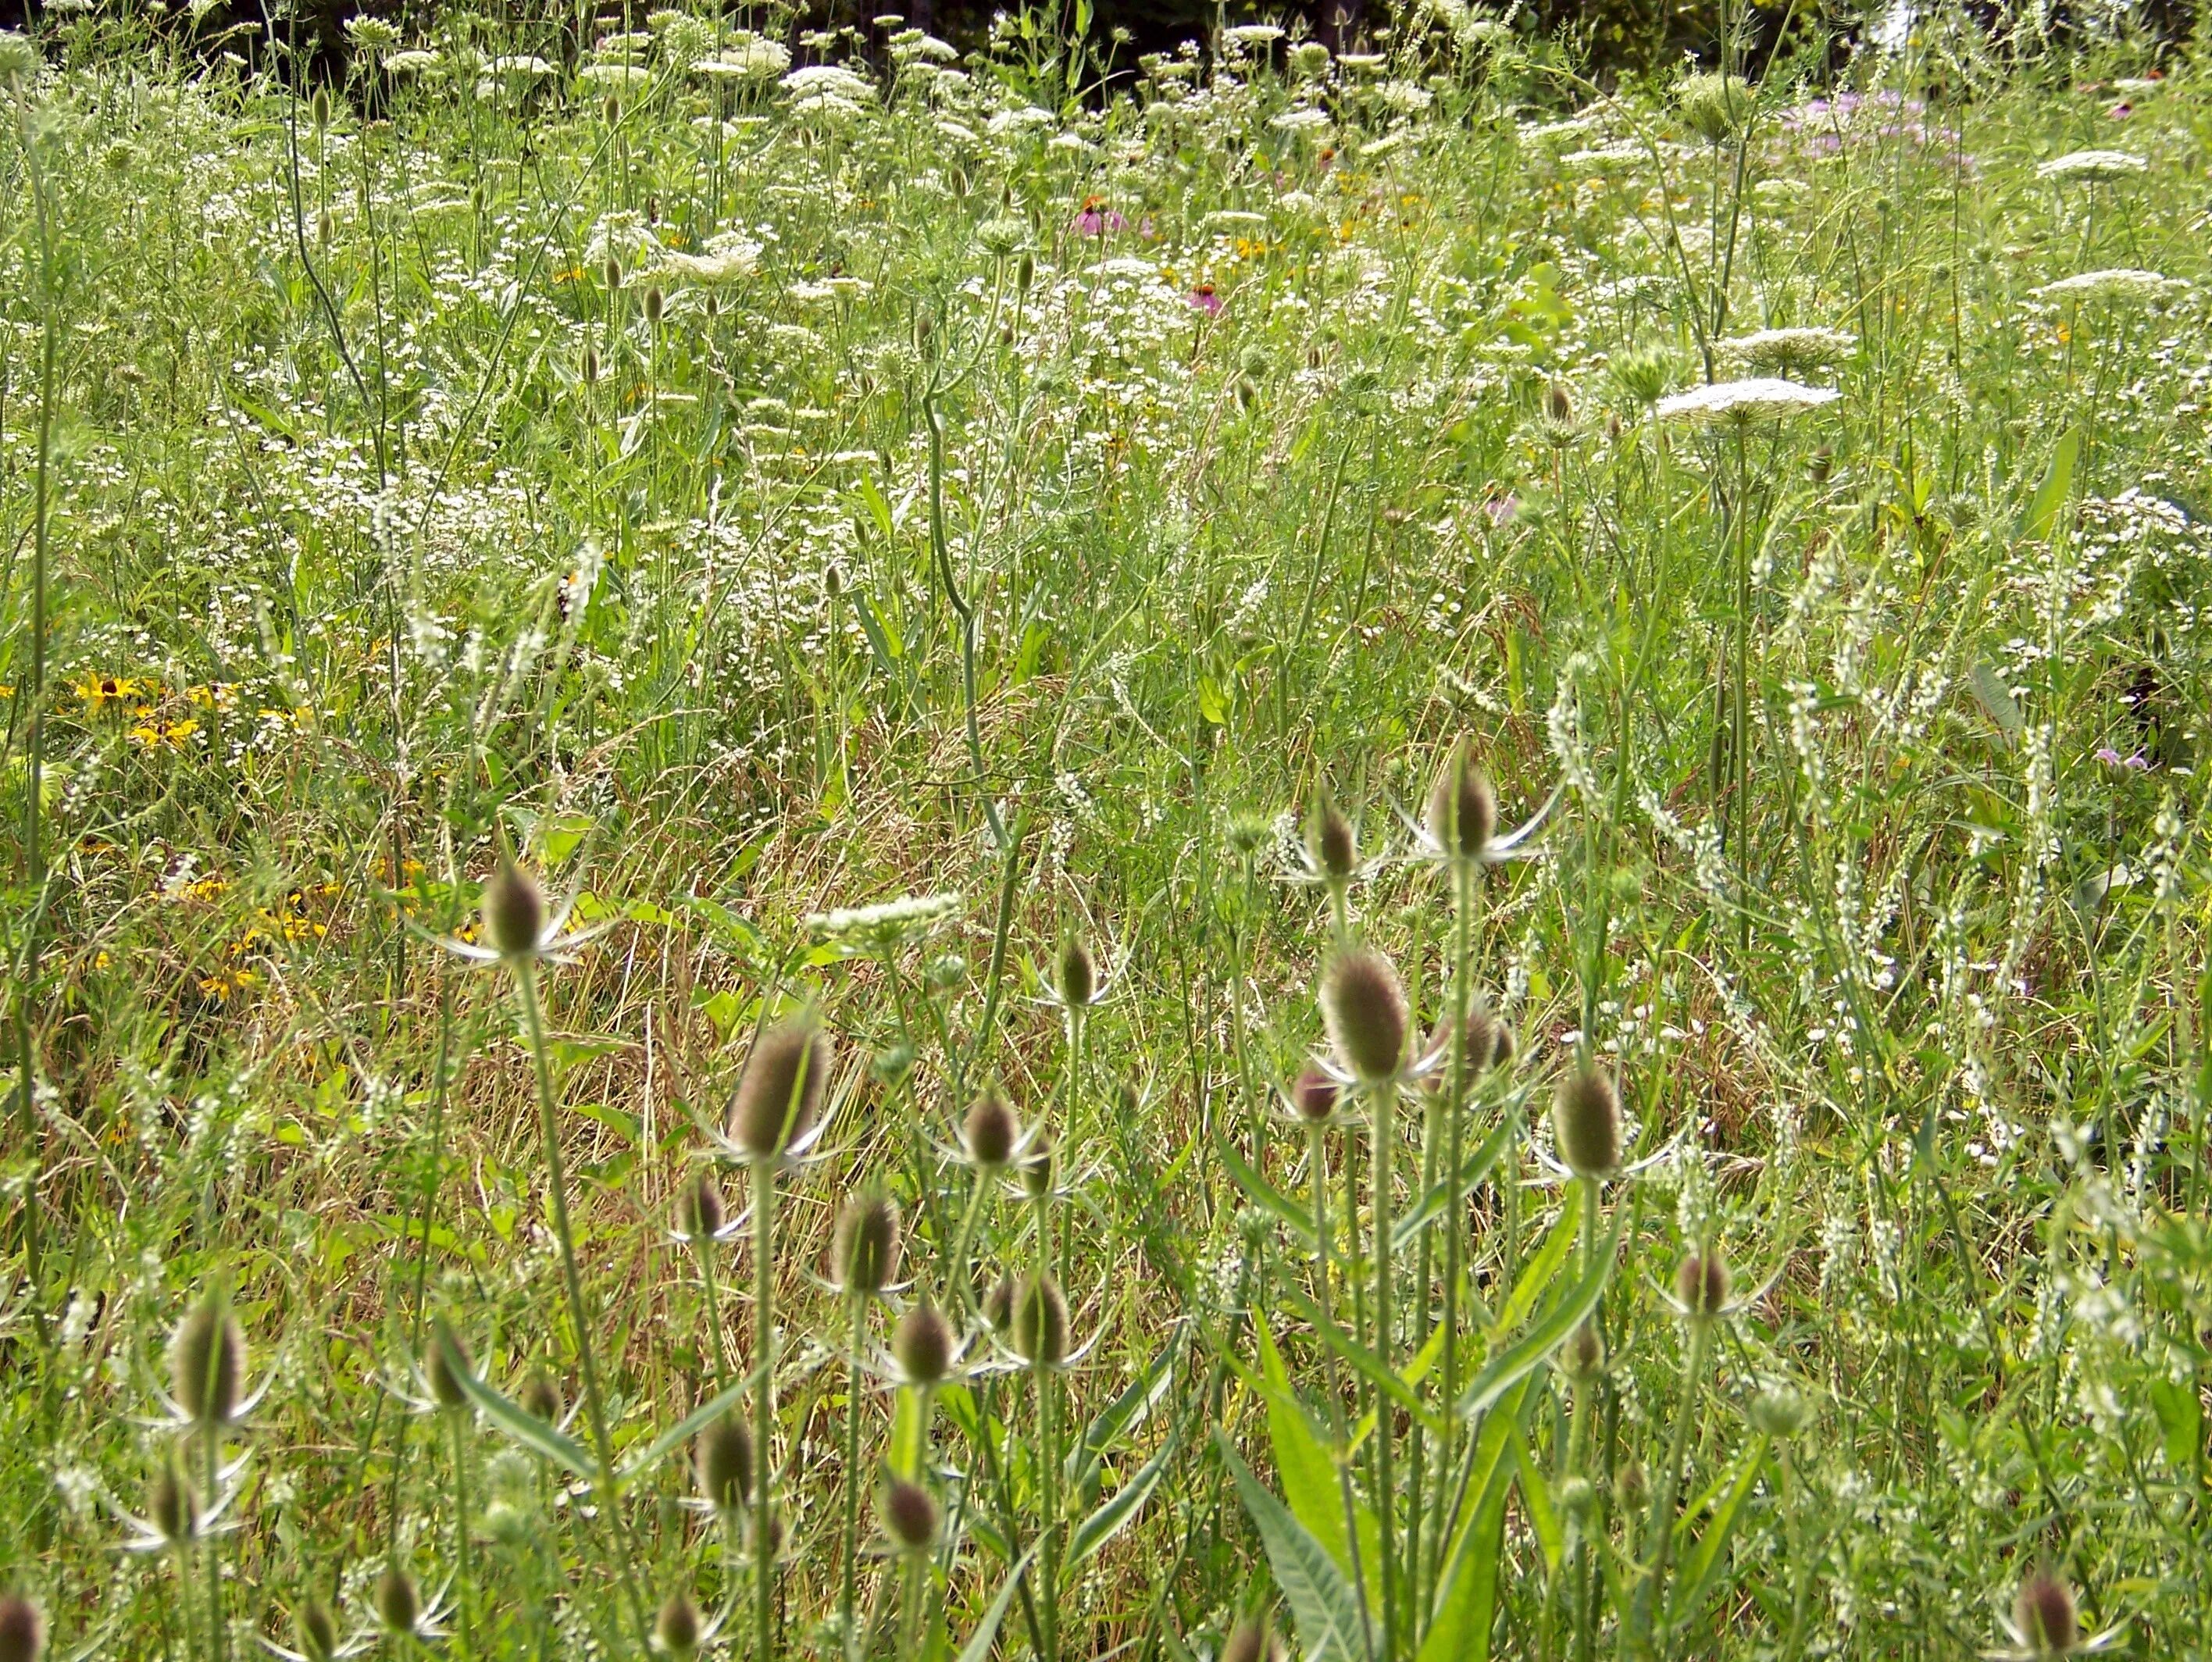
[1654, 376, 1841, 427]
[2035, 148, 2147, 181]
[2033, 268, 2187, 303]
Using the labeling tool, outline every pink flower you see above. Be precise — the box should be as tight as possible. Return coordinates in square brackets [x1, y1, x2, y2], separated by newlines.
[1187, 284, 1222, 316]
[1074, 196, 1127, 237]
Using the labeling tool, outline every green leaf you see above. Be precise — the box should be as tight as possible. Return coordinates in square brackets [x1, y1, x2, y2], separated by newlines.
[1390, 1114, 1520, 1255]
[1218, 1139, 1315, 1247]
[1418, 1382, 1525, 1662]
[1516, 1432, 1564, 1575]
[1492, 1182, 1581, 1336]
[1279, 1281, 1449, 1437]
[1254, 1314, 1376, 1591]
[888, 1383, 928, 1480]
[1456, 1204, 1625, 1420]
[1968, 661, 2025, 746]
[2148, 1377, 2202, 1476]
[2021, 427, 2078, 543]
[1668, 1435, 1770, 1629]
[1069, 1436, 1172, 1567]
[1068, 1329, 1181, 1492]
[954, 1543, 1038, 1662]
[449, 1357, 595, 1478]
[617, 1371, 762, 1483]
[1215, 1431, 1369, 1662]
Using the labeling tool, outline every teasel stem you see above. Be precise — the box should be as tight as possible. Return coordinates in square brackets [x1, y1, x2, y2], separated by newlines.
[896, 1549, 928, 1662]
[1626, 1312, 1715, 1658]
[1035, 1346, 1062, 1662]
[450, 1408, 475, 1659]
[837, 1293, 868, 1660]
[1369, 1072, 1398, 1660]
[751, 1154, 778, 1662]
[698, 1233, 731, 1395]
[947, 1177, 990, 1318]
[514, 958, 653, 1657]
[202, 1429, 223, 1662]
[1730, 422, 1753, 960]
[1308, 1121, 1378, 1662]
[1568, 1177, 1603, 1662]
[1432, 854, 1479, 1592]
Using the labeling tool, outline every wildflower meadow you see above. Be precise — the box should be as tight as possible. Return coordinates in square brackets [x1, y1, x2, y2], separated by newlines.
[0, 2, 2210, 1659]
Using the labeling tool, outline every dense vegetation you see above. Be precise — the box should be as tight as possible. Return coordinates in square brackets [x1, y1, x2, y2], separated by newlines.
[0, 5, 2209, 1660]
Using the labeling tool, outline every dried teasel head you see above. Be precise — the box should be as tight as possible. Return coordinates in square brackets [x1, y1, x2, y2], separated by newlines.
[1321, 949, 1408, 1083]
[2013, 1567, 2079, 1659]
[962, 1085, 1022, 1168]
[480, 858, 545, 960]
[0, 1596, 44, 1662]
[1551, 1064, 1623, 1180]
[833, 1193, 903, 1297]
[1009, 1273, 1069, 1368]
[881, 1478, 939, 1552]
[697, 1414, 755, 1512]
[1424, 738, 1497, 864]
[728, 1015, 832, 1160]
[1304, 786, 1357, 882]
[892, 1304, 954, 1386]
[1675, 1250, 1730, 1321]
[172, 1289, 246, 1428]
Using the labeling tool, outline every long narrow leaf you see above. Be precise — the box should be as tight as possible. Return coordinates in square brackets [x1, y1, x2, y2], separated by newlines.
[1418, 1381, 1525, 1662]
[954, 1544, 1039, 1662]
[1493, 1183, 1582, 1336]
[1218, 1139, 1315, 1247]
[1667, 1433, 1770, 1632]
[1390, 1113, 1521, 1255]
[617, 1368, 763, 1482]
[1215, 1431, 1369, 1662]
[451, 1362, 594, 1478]
[1070, 1436, 1172, 1566]
[1455, 1204, 1627, 1420]
[1279, 1282, 1449, 1438]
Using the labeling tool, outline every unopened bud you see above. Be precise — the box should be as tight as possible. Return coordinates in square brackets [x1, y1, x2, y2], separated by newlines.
[882, 1478, 938, 1551]
[0, 1596, 44, 1662]
[1675, 1250, 1730, 1319]
[172, 1291, 246, 1428]
[481, 858, 544, 959]
[697, 1414, 754, 1511]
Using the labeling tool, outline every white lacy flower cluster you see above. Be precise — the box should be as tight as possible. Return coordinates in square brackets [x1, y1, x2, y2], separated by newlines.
[1654, 376, 1841, 426]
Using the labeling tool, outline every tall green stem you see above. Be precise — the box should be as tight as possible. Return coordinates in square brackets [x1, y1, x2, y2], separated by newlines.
[1627, 1315, 1715, 1659]
[203, 1431, 223, 1662]
[752, 1155, 778, 1662]
[838, 1293, 869, 1658]
[1371, 1075, 1397, 1657]
[1309, 1122, 1376, 1662]
[450, 1410, 474, 1659]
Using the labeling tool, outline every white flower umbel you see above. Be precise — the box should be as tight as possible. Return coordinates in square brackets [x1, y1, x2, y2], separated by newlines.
[1718, 326, 1857, 371]
[1654, 376, 1841, 428]
[2033, 269, 2187, 304]
[2035, 148, 2147, 182]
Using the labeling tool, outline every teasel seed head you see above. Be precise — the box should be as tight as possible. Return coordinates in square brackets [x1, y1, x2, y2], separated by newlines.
[643, 285, 665, 326]
[982, 1272, 1017, 1333]
[1424, 739, 1497, 863]
[1010, 1272, 1069, 1368]
[655, 1589, 702, 1660]
[1304, 786, 1357, 882]
[374, 1567, 419, 1635]
[1424, 1006, 1497, 1082]
[604, 256, 623, 291]
[678, 1171, 726, 1243]
[1321, 948, 1408, 1083]
[1552, 1065, 1623, 1180]
[0, 1596, 44, 1662]
[1055, 936, 1098, 1009]
[1562, 1320, 1606, 1382]
[833, 1192, 903, 1297]
[522, 1369, 564, 1423]
[1290, 1065, 1338, 1124]
[1491, 1022, 1517, 1069]
[2014, 1567, 2079, 1659]
[1020, 1128, 1056, 1200]
[481, 858, 544, 960]
[582, 345, 601, 386]
[962, 1086, 1022, 1168]
[892, 1304, 954, 1386]
[172, 1289, 246, 1428]
[1556, 1475, 1597, 1518]
[728, 1015, 832, 1159]
[426, 1320, 472, 1411]
[1675, 1249, 1730, 1320]
[1222, 1612, 1282, 1662]
[882, 1478, 939, 1552]
[148, 1456, 198, 1545]
[293, 1597, 338, 1662]
[697, 1414, 755, 1512]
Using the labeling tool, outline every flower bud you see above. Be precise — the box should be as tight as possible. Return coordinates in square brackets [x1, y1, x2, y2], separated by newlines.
[656, 1589, 702, 1660]
[1675, 1250, 1729, 1320]
[2014, 1568, 2078, 1660]
[1747, 1383, 1812, 1440]
[1552, 1065, 1622, 1180]
[1425, 739, 1496, 861]
[1020, 1129, 1055, 1199]
[1290, 1065, 1337, 1123]
[833, 1193, 903, 1296]
[678, 1172, 726, 1242]
[728, 1016, 832, 1159]
[426, 1321, 472, 1411]
[697, 1414, 755, 1511]
[643, 285, 664, 326]
[375, 1567, 419, 1635]
[892, 1304, 954, 1386]
[1424, 1006, 1497, 1080]
[605, 256, 623, 291]
[963, 1086, 1021, 1168]
[1304, 787, 1356, 881]
[1557, 1475, 1597, 1518]
[294, 1598, 338, 1662]
[172, 1291, 246, 1428]
[1321, 949, 1408, 1082]
[1562, 1320, 1605, 1382]
[149, 1458, 198, 1545]
[522, 1370, 564, 1423]
[0, 1596, 44, 1662]
[481, 858, 544, 959]
[1010, 1273, 1069, 1368]
[882, 1478, 939, 1551]
[582, 345, 601, 385]
[1490, 1023, 1517, 1069]
[1055, 936, 1097, 1008]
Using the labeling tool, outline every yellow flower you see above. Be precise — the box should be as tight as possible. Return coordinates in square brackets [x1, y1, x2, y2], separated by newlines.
[73, 673, 141, 713]
[128, 716, 199, 751]
[196, 968, 262, 1003]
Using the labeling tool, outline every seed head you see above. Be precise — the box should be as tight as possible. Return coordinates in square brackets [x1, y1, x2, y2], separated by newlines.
[833, 1193, 903, 1296]
[1562, 1320, 1606, 1382]
[1557, 1474, 1597, 1518]
[1321, 949, 1408, 1082]
[1747, 1383, 1812, 1440]
[962, 1086, 1021, 1168]
[1020, 1129, 1056, 1200]
[522, 1370, 564, 1423]
[0, 1596, 44, 1662]
[1290, 1065, 1338, 1123]
[294, 1598, 338, 1662]
[2014, 1568, 2079, 1659]
[1614, 1459, 1648, 1509]
[1675, 1250, 1730, 1319]
[1305, 787, 1357, 881]
[882, 1478, 939, 1551]
[1055, 936, 1098, 1008]
[892, 1304, 954, 1386]
[172, 1292, 246, 1428]
[374, 1568, 419, 1635]
[728, 1015, 832, 1159]
[583, 345, 601, 385]
[1491, 1023, 1518, 1069]
[1009, 1273, 1069, 1368]
[1552, 1065, 1623, 1179]
[643, 285, 664, 326]
[1222, 1613, 1280, 1662]
[1424, 740, 1497, 862]
[655, 1590, 702, 1660]
[148, 1457, 198, 1545]
[480, 858, 545, 959]
[1425, 1007, 1498, 1080]
[982, 1272, 1017, 1332]
[697, 1414, 755, 1511]
[426, 1321, 472, 1411]
[678, 1172, 726, 1242]
[605, 256, 623, 291]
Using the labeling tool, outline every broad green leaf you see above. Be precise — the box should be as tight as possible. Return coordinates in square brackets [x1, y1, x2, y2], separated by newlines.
[2021, 427, 2078, 543]
[1456, 1204, 1626, 1420]
[954, 1544, 1038, 1662]
[1418, 1381, 1525, 1662]
[1968, 661, 2025, 745]
[1493, 1183, 1582, 1336]
[1070, 1436, 1172, 1566]
[2148, 1377, 2201, 1476]
[1516, 1432, 1564, 1575]
[1390, 1114, 1520, 1255]
[1279, 1282, 1449, 1437]
[1215, 1431, 1369, 1662]
[1668, 1434, 1770, 1629]
[1255, 1314, 1379, 1593]
[450, 1355, 594, 1478]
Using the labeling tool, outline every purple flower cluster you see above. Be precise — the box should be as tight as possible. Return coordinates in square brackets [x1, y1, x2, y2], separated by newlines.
[1778, 88, 1966, 162]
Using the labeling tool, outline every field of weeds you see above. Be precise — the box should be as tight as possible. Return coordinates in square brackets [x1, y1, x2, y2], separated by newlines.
[1, 5, 2210, 1660]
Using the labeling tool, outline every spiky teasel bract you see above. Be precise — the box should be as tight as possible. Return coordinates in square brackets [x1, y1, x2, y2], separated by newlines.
[832, 1191, 903, 1297]
[1319, 948, 1408, 1083]
[0, 1596, 42, 1662]
[727, 1014, 833, 1161]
